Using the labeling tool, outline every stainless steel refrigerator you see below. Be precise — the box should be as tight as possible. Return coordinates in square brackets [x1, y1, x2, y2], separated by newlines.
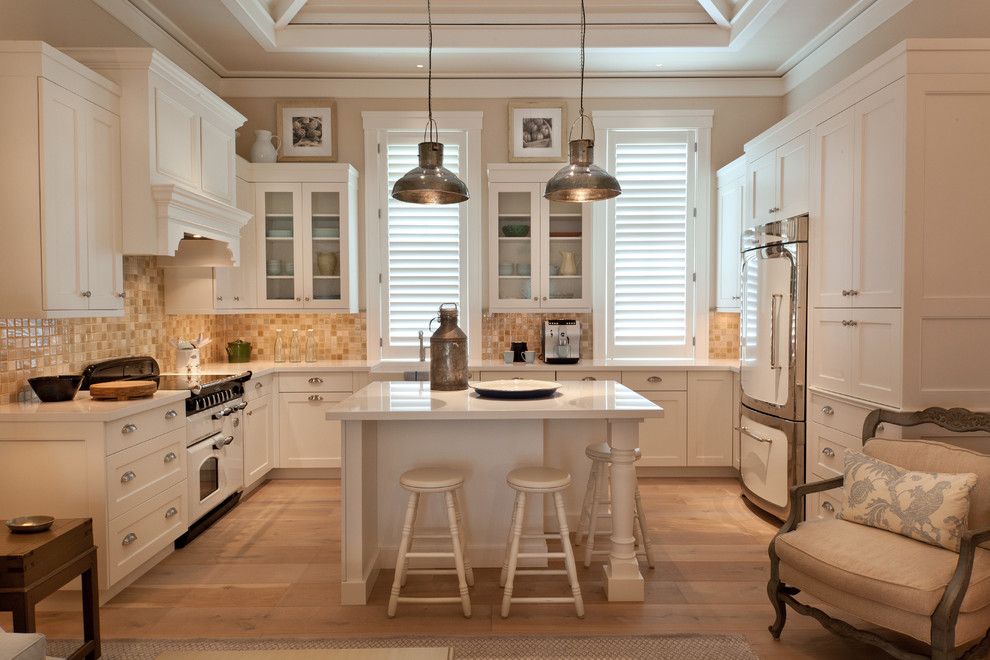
[738, 215, 809, 520]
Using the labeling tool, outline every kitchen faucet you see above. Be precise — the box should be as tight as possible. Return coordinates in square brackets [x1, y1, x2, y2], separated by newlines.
[418, 330, 426, 362]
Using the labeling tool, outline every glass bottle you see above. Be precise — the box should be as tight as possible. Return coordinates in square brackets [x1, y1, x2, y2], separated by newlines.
[305, 329, 317, 363]
[289, 328, 301, 363]
[273, 329, 285, 363]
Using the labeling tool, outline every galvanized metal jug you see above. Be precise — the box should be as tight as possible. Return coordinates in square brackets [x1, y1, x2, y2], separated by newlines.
[429, 303, 468, 391]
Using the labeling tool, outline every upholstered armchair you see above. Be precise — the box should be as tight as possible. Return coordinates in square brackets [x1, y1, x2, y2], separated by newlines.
[768, 407, 990, 660]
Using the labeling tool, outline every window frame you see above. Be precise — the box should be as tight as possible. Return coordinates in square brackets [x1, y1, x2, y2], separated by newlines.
[591, 110, 714, 361]
[362, 111, 483, 362]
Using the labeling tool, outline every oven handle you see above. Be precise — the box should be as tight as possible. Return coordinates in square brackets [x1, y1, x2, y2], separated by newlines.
[212, 435, 235, 450]
[189, 431, 229, 451]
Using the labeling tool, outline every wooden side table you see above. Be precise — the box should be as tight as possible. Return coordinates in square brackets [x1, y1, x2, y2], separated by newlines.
[0, 518, 100, 660]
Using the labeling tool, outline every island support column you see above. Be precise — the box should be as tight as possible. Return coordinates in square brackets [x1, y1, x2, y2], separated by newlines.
[341, 420, 380, 605]
[603, 419, 645, 601]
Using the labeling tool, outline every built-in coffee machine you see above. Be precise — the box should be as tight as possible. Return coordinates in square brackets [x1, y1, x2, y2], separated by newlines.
[542, 319, 581, 364]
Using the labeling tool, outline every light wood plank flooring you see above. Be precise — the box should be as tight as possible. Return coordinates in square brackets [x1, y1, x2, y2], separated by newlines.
[2, 478, 897, 658]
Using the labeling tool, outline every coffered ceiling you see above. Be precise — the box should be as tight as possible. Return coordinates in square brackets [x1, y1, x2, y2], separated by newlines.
[113, 0, 903, 78]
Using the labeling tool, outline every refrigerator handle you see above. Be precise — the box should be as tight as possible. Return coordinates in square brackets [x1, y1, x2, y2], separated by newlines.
[769, 293, 783, 370]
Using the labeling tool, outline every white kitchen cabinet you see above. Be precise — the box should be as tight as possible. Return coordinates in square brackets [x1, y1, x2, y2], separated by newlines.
[732, 372, 741, 470]
[215, 167, 258, 309]
[0, 44, 124, 318]
[637, 391, 688, 467]
[244, 394, 274, 488]
[813, 81, 905, 309]
[65, 48, 249, 259]
[277, 392, 348, 468]
[810, 308, 902, 407]
[686, 371, 734, 466]
[715, 156, 746, 311]
[488, 165, 592, 311]
[744, 133, 809, 229]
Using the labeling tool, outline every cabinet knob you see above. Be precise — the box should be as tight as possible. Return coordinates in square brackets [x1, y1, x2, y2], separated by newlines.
[821, 501, 835, 514]
[121, 423, 137, 434]
[647, 376, 663, 383]
[821, 405, 834, 416]
[821, 446, 835, 458]
[217, 296, 223, 302]
[877, 423, 886, 434]
[295, 297, 302, 302]
[164, 409, 178, 420]
[164, 507, 178, 519]
[122, 532, 138, 546]
[308, 394, 324, 402]
[582, 376, 596, 381]
[246, 410, 253, 416]
[255, 382, 263, 389]
[117, 292, 126, 299]
[81, 290, 92, 298]
[542, 296, 547, 301]
[234, 296, 240, 302]
[849, 290, 859, 296]
[120, 470, 136, 484]
[841, 290, 851, 296]
[163, 451, 177, 463]
[731, 295, 741, 300]
[304, 297, 311, 302]
[533, 297, 538, 301]
[308, 377, 324, 384]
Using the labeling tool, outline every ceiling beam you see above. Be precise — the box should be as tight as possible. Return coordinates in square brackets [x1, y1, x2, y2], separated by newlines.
[272, 0, 308, 29]
[221, 0, 278, 49]
[695, 0, 734, 27]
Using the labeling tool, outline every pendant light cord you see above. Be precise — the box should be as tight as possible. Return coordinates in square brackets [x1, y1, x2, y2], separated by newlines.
[579, 0, 586, 139]
[424, 0, 438, 143]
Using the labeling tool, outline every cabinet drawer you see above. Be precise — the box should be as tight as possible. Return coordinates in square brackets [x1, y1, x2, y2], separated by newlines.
[555, 371, 621, 382]
[479, 370, 558, 382]
[105, 403, 185, 455]
[621, 371, 687, 392]
[809, 391, 901, 440]
[279, 372, 353, 393]
[106, 428, 186, 519]
[807, 483, 844, 522]
[245, 374, 275, 402]
[106, 481, 187, 586]
[808, 420, 862, 478]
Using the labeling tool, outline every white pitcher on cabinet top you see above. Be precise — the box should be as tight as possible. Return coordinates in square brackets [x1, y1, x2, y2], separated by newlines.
[250, 129, 281, 163]
[559, 251, 579, 276]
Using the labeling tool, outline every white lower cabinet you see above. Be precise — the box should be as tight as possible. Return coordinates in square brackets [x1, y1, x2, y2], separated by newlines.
[687, 372, 734, 467]
[244, 394, 274, 487]
[637, 391, 688, 466]
[277, 392, 348, 468]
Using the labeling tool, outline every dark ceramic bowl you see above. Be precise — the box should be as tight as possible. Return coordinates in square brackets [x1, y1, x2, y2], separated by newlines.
[28, 375, 82, 402]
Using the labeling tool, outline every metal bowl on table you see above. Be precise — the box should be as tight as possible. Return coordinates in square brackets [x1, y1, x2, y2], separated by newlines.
[5, 515, 56, 534]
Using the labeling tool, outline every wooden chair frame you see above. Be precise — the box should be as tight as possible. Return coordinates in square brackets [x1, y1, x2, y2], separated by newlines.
[767, 406, 990, 660]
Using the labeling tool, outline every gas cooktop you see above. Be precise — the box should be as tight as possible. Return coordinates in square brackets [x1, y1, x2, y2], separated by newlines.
[157, 373, 240, 392]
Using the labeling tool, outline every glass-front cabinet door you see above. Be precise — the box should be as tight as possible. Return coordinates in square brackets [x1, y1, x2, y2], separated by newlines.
[256, 183, 303, 308]
[303, 184, 344, 308]
[541, 197, 588, 308]
[490, 183, 541, 309]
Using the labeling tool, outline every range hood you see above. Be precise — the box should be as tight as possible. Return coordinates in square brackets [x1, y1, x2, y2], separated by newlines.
[156, 234, 238, 268]
[151, 184, 249, 266]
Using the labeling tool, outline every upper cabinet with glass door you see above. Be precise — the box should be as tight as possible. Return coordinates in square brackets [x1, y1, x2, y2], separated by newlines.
[253, 164, 358, 311]
[488, 165, 592, 311]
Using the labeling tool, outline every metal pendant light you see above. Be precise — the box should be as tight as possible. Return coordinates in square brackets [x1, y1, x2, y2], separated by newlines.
[544, 0, 621, 203]
[391, 0, 469, 205]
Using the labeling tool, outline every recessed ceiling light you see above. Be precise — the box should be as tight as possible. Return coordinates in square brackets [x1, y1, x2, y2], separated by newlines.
[416, 64, 425, 68]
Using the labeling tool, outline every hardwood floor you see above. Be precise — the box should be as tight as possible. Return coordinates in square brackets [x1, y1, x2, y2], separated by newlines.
[1, 478, 894, 658]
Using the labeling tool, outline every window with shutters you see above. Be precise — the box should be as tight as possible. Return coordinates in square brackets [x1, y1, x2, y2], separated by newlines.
[605, 130, 697, 358]
[381, 131, 469, 359]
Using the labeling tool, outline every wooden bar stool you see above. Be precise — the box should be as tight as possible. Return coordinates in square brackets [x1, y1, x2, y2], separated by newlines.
[499, 466, 584, 618]
[575, 442, 655, 569]
[387, 467, 474, 618]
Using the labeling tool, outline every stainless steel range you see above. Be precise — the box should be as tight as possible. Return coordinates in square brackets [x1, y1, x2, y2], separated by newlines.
[80, 357, 251, 546]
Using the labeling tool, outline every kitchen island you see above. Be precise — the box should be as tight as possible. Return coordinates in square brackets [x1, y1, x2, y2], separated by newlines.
[326, 380, 663, 605]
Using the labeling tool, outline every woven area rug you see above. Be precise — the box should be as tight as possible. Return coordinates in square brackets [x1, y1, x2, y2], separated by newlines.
[47, 634, 758, 659]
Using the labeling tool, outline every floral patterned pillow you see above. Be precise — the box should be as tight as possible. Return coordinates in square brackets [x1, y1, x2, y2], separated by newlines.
[839, 451, 977, 551]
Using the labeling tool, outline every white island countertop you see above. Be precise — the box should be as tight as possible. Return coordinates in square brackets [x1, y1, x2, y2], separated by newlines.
[326, 380, 664, 422]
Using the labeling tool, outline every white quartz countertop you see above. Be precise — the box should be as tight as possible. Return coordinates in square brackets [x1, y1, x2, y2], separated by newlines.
[326, 381, 665, 422]
[462, 358, 739, 372]
[168, 360, 373, 378]
[0, 390, 190, 422]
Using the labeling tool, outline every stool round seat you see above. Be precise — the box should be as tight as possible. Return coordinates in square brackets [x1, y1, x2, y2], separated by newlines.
[506, 466, 571, 492]
[400, 467, 465, 492]
[585, 442, 642, 462]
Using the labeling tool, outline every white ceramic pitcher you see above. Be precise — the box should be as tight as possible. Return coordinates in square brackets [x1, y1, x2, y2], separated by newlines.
[250, 129, 281, 163]
[559, 251, 579, 276]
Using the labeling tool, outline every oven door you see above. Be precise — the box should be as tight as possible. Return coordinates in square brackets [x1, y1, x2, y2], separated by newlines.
[739, 239, 807, 421]
[186, 420, 242, 523]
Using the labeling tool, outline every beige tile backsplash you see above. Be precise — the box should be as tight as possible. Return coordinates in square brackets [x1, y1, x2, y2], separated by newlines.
[0, 258, 739, 403]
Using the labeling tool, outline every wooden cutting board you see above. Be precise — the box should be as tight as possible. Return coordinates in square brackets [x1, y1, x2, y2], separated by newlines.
[90, 380, 158, 401]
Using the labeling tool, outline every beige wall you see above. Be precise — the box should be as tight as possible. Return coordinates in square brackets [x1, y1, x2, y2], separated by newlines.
[785, 0, 990, 113]
[0, 0, 145, 48]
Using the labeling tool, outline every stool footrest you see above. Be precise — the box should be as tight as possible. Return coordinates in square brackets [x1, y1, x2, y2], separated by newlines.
[396, 596, 463, 604]
[514, 569, 568, 576]
[404, 568, 458, 576]
[411, 534, 454, 540]
[520, 533, 562, 540]
[404, 551, 455, 559]
[508, 597, 579, 604]
[517, 552, 565, 559]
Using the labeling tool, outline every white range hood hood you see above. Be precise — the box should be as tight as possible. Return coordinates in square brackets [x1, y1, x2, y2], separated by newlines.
[152, 184, 249, 266]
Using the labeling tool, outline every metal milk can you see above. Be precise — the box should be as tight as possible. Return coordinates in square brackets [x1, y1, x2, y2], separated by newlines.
[429, 303, 468, 391]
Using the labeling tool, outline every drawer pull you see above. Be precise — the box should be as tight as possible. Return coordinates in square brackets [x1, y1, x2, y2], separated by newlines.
[120, 470, 137, 484]
[164, 507, 178, 519]
[164, 409, 178, 420]
[163, 451, 177, 463]
[255, 382, 264, 389]
[246, 410, 253, 416]
[877, 423, 886, 434]
[122, 532, 138, 546]
[308, 377, 324, 385]
[308, 394, 324, 402]
[738, 426, 773, 444]
[821, 405, 834, 416]
[821, 447, 836, 458]
[647, 376, 663, 383]
[121, 423, 138, 434]
[821, 501, 835, 514]
[582, 376, 596, 381]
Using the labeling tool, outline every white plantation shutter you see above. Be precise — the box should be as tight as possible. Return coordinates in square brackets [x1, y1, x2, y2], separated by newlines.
[607, 131, 696, 358]
[382, 134, 466, 357]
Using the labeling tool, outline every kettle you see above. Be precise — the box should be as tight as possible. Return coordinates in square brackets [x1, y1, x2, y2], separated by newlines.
[226, 339, 252, 363]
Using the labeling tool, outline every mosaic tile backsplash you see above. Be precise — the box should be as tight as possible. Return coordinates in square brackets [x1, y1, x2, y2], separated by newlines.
[709, 311, 741, 360]
[482, 312, 594, 361]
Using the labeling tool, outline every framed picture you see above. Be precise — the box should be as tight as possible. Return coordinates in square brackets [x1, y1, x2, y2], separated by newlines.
[507, 100, 567, 162]
[276, 98, 337, 162]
